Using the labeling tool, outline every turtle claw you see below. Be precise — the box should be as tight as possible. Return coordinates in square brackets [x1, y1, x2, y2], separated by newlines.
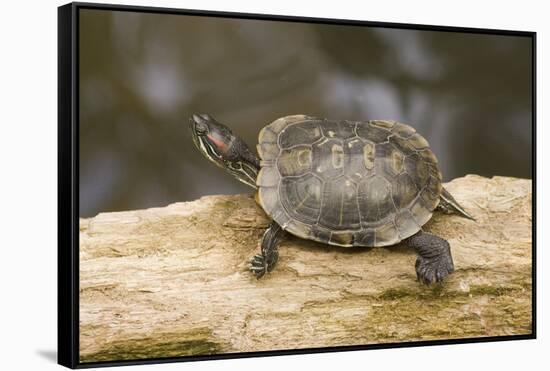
[405, 231, 455, 285]
[249, 254, 269, 278]
[249, 251, 278, 279]
[415, 254, 454, 285]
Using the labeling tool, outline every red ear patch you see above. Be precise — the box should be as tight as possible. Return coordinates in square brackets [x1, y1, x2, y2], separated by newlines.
[207, 133, 228, 153]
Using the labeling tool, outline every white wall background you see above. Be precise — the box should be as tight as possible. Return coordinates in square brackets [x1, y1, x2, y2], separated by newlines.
[0, 0, 547, 369]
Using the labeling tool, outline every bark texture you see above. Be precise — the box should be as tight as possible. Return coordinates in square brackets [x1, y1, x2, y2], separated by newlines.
[79, 175, 533, 362]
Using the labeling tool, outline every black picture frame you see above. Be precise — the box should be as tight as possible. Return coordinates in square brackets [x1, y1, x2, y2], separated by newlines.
[58, 2, 537, 369]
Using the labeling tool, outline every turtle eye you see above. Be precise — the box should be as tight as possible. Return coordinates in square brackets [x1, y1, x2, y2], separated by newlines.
[194, 122, 209, 135]
[191, 114, 210, 135]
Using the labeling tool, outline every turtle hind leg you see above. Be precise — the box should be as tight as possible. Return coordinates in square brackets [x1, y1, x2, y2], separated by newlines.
[405, 231, 454, 285]
[249, 221, 286, 278]
[438, 187, 476, 221]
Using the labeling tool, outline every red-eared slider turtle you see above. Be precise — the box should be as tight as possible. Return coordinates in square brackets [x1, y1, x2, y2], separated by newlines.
[190, 114, 474, 284]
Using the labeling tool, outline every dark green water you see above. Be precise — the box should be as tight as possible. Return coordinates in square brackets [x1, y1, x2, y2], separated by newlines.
[79, 9, 532, 217]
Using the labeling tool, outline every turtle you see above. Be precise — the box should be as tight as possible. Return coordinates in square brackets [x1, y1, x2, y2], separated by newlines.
[189, 113, 475, 284]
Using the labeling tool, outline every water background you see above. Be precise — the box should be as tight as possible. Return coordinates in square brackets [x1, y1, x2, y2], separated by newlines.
[79, 9, 532, 217]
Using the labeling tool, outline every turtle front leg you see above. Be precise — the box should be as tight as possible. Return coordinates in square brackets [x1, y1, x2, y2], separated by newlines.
[249, 221, 285, 278]
[405, 231, 455, 285]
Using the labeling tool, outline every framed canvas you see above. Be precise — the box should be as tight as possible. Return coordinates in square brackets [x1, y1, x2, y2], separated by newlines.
[58, 2, 536, 368]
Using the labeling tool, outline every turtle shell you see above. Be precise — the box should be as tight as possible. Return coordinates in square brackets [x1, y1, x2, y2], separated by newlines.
[256, 115, 442, 247]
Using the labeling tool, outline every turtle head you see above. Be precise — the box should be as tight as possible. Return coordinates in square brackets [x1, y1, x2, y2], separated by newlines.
[189, 114, 260, 188]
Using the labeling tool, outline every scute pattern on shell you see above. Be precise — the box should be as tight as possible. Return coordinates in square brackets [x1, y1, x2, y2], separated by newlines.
[256, 115, 442, 247]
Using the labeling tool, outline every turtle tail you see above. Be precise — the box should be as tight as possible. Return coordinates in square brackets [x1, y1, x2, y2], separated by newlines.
[438, 187, 476, 221]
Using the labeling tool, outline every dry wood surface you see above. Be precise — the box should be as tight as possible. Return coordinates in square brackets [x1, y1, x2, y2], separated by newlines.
[78, 175, 533, 362]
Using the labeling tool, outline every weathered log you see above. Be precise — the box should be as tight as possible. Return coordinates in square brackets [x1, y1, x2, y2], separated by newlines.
[79, 175, 532, 362]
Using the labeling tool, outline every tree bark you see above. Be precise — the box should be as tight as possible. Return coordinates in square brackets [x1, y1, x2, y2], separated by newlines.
[79, 175, 533, 363]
